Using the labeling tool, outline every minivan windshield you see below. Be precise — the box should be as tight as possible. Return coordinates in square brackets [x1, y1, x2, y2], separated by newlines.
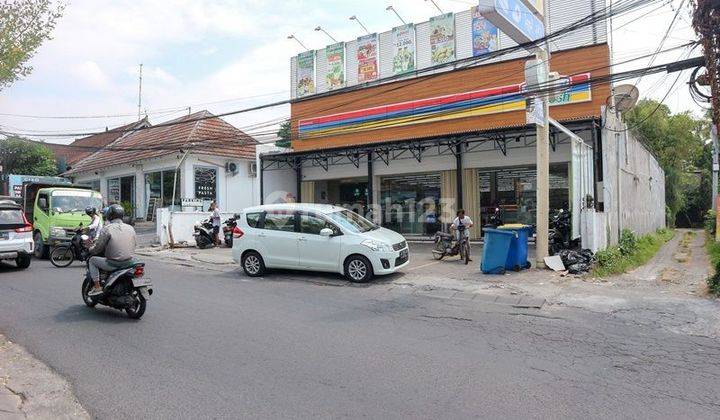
[326, 210, 378, 233]
[51, 191, 103, 214]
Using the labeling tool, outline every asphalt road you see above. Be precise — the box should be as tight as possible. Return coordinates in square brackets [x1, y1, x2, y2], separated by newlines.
[1, 259, 719, 419]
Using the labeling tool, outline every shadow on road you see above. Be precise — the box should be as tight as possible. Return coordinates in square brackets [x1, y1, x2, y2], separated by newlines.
[227, 267, 405, 288]
[54, 304, 140, 324]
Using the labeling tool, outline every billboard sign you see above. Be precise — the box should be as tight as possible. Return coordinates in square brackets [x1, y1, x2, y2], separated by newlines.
[357, 33, 379, 83]
[471, 6, 499, 56]
[429, 13, 455, 65]
[392, 23, 416, 75]
[8, 175, 70, 197]
[325, 42, 345, 90]
[296, 51, 315, 98]
[478, 0, 544, 48]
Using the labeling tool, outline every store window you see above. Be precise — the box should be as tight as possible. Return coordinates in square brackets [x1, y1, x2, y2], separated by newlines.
[478, 164, 569, 225]
[144, 170, 181, 209]
[194, 167, 217, 202]
[380, 173, 441, 236]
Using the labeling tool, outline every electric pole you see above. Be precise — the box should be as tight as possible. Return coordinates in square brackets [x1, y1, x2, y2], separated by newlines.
[535, 2, 552, 267]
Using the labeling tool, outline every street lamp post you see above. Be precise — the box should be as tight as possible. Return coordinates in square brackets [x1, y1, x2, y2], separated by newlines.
[349, 15, 371, 35]
[386, 6, 407, 25]
[314, 26, 338, 43]
[286, 34, 310, 51]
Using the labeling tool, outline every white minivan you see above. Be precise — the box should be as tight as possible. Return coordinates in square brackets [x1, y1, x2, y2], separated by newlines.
[232, 204, 409, 282]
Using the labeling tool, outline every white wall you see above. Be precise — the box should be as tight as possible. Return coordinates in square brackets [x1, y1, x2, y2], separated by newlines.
[257, 144, 297, 204]
[155, 208, 238, 246]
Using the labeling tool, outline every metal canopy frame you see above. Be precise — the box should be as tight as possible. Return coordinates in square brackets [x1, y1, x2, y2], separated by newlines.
[261, 120, 596, 171]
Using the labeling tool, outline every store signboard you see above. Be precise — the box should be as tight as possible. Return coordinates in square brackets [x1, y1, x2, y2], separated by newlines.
[392, 24, 416, 75]
[357, 33, 379, 83]
[471, 6, 499, 56]
[296, 51, 315, 98]
[8, 175, 70, 197]
[477, 0, 544, 48]
[325, 42, 345, 90]
[429, 13, 455, 65]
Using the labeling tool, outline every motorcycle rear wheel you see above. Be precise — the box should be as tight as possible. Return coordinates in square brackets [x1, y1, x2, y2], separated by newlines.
[462, 242, 470, 265]
[125, 294, 146, 319]
[432, 242, 445, 260]
[50, 246, 75, 268]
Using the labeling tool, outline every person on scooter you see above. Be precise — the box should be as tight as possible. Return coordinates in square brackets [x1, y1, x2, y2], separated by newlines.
[85, 204, 137, 296]
[85, 206, 103, 240]
[451, 209, 474, 261]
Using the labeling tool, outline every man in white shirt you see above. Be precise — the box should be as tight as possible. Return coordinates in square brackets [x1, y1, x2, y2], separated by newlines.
[452, 209, 474, 261]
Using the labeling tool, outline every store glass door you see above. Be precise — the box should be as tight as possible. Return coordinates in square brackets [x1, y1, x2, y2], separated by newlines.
[380, 173, 441, 236]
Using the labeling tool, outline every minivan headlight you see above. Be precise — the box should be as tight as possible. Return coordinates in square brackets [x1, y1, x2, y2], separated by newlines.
[50, 227, 66, 238]
[361, 239, 392, 252]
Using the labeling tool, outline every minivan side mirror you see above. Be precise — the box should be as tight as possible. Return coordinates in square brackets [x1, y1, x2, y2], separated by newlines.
[319, 228, 334, 237]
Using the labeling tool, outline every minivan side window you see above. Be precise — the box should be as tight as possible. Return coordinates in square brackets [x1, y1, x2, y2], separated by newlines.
[299, 213, 341, 236]
[246, 212, 262, 228]
[263, 212, 296, 232]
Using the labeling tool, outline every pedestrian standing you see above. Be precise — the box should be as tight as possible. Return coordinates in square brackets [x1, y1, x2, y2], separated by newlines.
[209, 201, 222, 246]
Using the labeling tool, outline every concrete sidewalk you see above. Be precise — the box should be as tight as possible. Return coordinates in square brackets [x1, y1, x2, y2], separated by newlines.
[0, 334, 89, 419]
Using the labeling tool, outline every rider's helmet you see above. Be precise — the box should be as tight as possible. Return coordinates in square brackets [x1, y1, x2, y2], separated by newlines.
[85, 206, 96, 216]
[105, 204, 125, 221]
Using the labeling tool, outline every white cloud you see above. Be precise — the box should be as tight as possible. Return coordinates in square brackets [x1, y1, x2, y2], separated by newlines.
[71, 61, 111, 91]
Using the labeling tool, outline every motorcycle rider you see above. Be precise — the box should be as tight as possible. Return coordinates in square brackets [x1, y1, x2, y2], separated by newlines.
[85, 206, 103, 240]
[85, 204, 137, 296]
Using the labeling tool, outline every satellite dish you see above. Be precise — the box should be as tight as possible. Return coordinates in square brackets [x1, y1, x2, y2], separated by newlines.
[613, 84, 640, 113]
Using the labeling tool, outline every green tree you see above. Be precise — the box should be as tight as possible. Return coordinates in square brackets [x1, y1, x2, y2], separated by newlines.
[624, 99, 709, 226]
[0, 136, 58, 176]
[0, 0, 65, 90]
[275, 120, 291, 148]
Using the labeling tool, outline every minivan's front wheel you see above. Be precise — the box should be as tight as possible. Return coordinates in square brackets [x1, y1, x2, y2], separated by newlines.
[345, 255, 373, 283]
[242, 251, 266, 277]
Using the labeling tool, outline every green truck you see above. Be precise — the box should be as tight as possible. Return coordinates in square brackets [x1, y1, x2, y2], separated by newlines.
[21, 183, 103, 258]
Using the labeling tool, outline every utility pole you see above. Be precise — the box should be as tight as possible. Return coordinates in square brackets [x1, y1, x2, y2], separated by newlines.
[137, 64, 143, 121]
[535, 2, 551, 267]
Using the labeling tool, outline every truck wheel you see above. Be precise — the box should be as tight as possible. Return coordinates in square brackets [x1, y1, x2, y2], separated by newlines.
[15, 254, 31, 269]
[33, 232, 48, 259]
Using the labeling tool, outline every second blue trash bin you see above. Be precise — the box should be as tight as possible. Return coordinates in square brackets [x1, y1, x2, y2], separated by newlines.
[499, 225, 533, 271]
[481, 228, 516, 274]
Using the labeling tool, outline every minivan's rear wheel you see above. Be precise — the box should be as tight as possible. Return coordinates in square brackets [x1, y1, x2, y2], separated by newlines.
[344, 255, 373, 283]
[15, 254, 31, 269]
[242, 251, 265, 277]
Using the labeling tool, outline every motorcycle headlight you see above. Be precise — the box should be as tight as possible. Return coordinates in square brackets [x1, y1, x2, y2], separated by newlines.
[50, 227, 66, 238]
[361, 239, 392, 252]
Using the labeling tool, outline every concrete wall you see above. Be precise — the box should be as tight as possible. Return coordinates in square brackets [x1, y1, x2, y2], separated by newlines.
[601, 110, 666, 245]
[156, 208, 238, 246]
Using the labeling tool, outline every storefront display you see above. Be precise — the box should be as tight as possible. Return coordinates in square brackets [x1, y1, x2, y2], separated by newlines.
[380, 173, 441, 236]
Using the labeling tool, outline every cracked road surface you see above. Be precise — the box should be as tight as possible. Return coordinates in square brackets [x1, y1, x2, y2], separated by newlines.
[1, 259, 719, 419]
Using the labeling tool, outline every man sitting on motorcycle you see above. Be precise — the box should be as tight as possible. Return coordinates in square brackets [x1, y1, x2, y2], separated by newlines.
[85, 206, 103, 240]
[85, 204, 137, 296]
[451, 209, 474, 260]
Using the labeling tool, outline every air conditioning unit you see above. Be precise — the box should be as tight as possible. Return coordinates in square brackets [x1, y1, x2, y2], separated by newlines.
[225, 162, 238, 176]
[248, 161, 258, 178]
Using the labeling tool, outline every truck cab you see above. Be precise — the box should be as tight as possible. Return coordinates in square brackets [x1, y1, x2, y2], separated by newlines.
[23, 183, 103, 258]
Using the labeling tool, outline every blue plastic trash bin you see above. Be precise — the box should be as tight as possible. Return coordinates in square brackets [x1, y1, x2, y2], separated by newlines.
[481, 228, 516, 274]
[499, 225, 532, 271]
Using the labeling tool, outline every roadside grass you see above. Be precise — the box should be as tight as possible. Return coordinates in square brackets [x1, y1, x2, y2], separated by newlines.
[593, 228, 675, 278]
[705, 233, 720, 295]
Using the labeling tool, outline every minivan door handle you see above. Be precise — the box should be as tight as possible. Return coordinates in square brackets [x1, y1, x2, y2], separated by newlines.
[257, 232, 266, 238]
[297, 237, 307, 242]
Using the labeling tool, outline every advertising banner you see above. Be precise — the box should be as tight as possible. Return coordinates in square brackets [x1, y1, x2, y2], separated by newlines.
[429, 13, 455, 65]
[296, 51, 315, 98]
[325, 42, 345, 90]
[391, 24, 416, 75]
[8, 175, 70, 197]
[471, 7, 499, 56]
[357, 33, 379, 83]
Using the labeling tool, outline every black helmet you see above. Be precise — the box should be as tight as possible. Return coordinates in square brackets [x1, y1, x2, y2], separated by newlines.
[105, 204, 125, 221]
[85, 206, 96, 216]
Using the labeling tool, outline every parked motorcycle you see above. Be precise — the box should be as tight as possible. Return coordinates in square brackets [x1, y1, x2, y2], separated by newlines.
[484, 207, 504, 228]
[50, 227, 90, 268]
[193, 218, 215, 249]
[549, 208, 573, 255]
[81, 259, 153, 319]
[432, 224, 470, 264]
[223, 214, 239, 248]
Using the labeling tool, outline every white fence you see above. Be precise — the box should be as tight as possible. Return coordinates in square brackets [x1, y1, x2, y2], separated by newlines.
[156, 208, 238, 247]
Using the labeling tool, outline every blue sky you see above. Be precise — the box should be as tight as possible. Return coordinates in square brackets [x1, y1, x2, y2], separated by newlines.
[0, 0, 703, 144]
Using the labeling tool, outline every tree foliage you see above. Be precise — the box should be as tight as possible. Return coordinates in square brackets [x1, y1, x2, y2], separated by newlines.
[624, 99, 710, 227]
[275, 120, 291, 148]
[0, 136, 58, 176]
[0, 0, 65, 90]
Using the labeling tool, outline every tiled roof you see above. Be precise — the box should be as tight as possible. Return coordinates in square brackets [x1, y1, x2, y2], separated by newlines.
[65, 119, 149, 165]
[65, 111, 257, 175]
